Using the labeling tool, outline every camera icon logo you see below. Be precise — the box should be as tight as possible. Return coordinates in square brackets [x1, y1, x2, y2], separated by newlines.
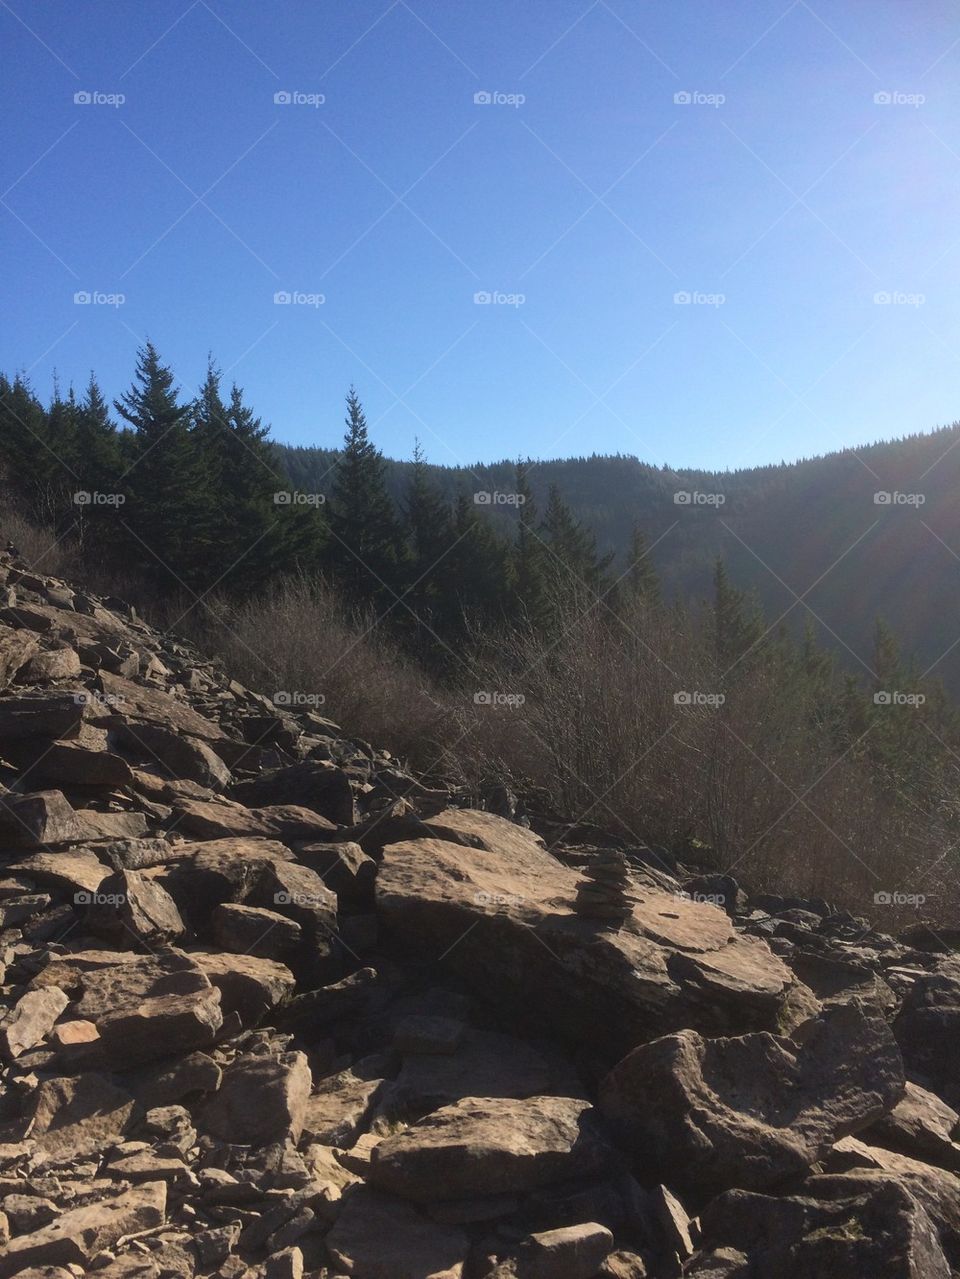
[274, 91, 292, 105]
[474, 91, 492, 105]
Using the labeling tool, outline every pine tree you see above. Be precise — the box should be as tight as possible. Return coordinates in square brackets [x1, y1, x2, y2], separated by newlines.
[403, 440, 455, 623]
[623, 524, 661, 605]
[218, 380, 325, 592]
[511, 460, 549, 629]
[0, 375, 64, 524]
[72, 375, 124, 551]
[442, 491, 513, 634]
[41, 383, 79, 528]
[540, 483, 613, 599]
[114, 342, 208, 586]
[712, 557, 764, 676]
[328, 388, 403, 606]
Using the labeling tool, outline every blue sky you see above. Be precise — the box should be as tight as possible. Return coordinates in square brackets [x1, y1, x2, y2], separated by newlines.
[2, 0, 959, 470]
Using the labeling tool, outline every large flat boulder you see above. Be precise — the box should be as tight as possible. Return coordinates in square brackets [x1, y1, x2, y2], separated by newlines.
[326, 1185, 468, 1279]
[230, 761, 356, 825]
[599, 1004, 905, 1195]
[369, 1095, 611, 1202]
[200, 1050, 311, 1144]
[690, 1176, 950, 1279]
[377, 813, 815, 1056]
[8, 850, 111, 898]
[58, 947, 224, 1068]
[96, 671, 223, 740]
[0, 1181, 166, 1278]
[169, 796, 337, 841]
[0, 789, 84, 846]
[0, 623, 39, 687]
[895, 958, 960, 1108]
[111, 722, 231, 789]
[29, 1073, 138, 1160]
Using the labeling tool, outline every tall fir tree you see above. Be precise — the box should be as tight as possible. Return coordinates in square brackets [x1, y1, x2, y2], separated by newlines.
[72, 375, 124, 552]
[510, 459, 549, 629]
[539, 483, 613, 602]
[328, 388, 403, 606]
[623, 524, 661, 606]
[712, 557, 765, 677]
[114, 342, 208, 586]
[403, 440, 455, 621]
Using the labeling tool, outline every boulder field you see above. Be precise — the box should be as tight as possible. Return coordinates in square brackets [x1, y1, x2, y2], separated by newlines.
[0, 549, 957, 1278]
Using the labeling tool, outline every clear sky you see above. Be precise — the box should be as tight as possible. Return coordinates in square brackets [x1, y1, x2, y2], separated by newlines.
[2, 1, 959, 471]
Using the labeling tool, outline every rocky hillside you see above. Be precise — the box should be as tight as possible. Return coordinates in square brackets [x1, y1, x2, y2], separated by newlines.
[0, 549, 958, 1278]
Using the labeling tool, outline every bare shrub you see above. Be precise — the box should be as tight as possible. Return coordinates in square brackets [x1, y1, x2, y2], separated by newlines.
[179, 576, 461, 774]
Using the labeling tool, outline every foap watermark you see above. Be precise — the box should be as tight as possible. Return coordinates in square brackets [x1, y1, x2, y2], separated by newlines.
[74, 291, 125, 307]
[73, 690, 125, 707]
[474, 290, 526, 307]
[74, 490, 124, 507]
[474, 90, 525, 108]
[474, 690, 526, 708]
[74, 90, 125, 108]
[674, 90, 725, 108]
[873, 290, 925, 307]
[874, 890, 926, 906]
[274, 90, 325, 107]
[474, 490, 526, 506]
[674, 690, 726, 707]
[474, 890, 525, 908]
[273, 690, 325, 708]
[273, 490, 325, 506]
[274, 890, 326, 906]
[674, 490, 725, 506]
[874, 490, 925, 506]
[274, 290, 325, 307]
[873, 90, 925, 108]
[874, 690, 926, 707]
[674, 290, 725, 307]
[676, 889, 726, 907]
[74, 890, 126, 906]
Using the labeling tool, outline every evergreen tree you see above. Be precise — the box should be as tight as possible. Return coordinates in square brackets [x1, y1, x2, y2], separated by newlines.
[510, 460, 549, 629]
[403, 440, 456, 627]
[623, 524, 661, 606]
[328, 388, 403, 605]
[540, 483, 613, 598]
[42, 383, 80, 528]
[219, 380, 326, 591]
[0, 374, 62, 524]
[441, 490, 513, 637]
[114, 342, 207, 586]
[72, 375, 124, 551]
[712, 557, 765, 676]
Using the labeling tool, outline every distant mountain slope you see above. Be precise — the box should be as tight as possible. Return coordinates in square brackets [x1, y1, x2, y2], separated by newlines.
[277, 423, 960, 688]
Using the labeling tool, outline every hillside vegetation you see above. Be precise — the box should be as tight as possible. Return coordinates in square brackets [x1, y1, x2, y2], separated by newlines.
[2, 347, 958, 921]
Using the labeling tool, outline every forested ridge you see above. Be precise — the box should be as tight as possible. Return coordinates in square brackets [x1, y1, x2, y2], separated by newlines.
[3, 344, 960, 916]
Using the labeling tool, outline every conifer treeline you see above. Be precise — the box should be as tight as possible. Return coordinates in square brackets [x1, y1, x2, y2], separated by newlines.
[0, 343, 654, 662]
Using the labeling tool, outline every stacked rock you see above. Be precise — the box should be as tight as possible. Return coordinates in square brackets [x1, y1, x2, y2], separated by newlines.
[574, 851, 637, 927]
